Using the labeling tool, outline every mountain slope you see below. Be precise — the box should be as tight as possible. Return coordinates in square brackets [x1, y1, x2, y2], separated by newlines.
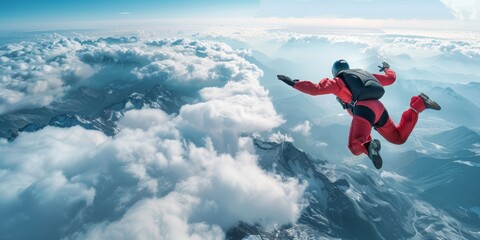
[227, 140, 477, 239]
[427, 87, 480, 128]
[4, 84, 184, 141]
[425, 126, 480, 152]
[386, 148, 480, 238]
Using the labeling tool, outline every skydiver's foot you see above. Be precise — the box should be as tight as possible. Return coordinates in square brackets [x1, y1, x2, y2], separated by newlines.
[419, 92, 441, 110]
[367, 139, 383, 169]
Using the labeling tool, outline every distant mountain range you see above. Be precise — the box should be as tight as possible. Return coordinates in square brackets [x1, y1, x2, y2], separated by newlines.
[3, 84, 184, 141]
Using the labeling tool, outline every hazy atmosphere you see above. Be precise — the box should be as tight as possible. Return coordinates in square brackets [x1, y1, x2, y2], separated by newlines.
[1, 0, 480, 239]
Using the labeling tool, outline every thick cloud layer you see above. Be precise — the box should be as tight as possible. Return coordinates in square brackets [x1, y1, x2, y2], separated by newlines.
[199, 28, 480, 71]
[1, 35, 284, 146]
[0, 37, 271, 114]
[0, 39, 95, 113]
[0, 108, 305, 239]
[0, 35, 304, 239]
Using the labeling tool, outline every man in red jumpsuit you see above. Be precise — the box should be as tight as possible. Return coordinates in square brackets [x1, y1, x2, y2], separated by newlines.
[277, 60, 441, 169]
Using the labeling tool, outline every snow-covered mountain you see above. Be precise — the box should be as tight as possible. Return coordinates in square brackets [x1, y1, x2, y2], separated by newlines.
[386, 150, 480, 236]
[226, 139, 479, 239]
[380, 127, 480, 239]
[3, 84, 184, 141]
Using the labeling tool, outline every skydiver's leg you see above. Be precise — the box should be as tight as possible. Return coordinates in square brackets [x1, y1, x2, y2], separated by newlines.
[348, 115, 373, 156]
[348, 101, 386, 168]
[376, 96, 424, 144]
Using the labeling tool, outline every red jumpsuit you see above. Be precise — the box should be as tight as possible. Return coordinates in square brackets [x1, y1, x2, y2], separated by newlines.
[293, 68, 427, 156]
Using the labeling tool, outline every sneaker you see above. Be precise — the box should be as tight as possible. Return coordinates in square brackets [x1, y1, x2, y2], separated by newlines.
[368, 139, 383, 169]
[419, 92, 441, 110]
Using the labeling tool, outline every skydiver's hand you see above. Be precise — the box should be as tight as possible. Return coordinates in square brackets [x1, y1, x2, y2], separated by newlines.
[277, 75, 299, 87]
[378, 62, 390, 72]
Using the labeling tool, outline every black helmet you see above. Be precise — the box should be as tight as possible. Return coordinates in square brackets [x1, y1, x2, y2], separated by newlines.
[332, 59, 350, 77]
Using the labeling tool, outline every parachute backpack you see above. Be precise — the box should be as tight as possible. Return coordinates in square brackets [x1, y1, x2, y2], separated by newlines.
[338, 69, 385, 102]
[332, 60, 385, 109]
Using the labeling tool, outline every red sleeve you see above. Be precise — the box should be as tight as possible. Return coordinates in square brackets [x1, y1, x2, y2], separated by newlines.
[293, 78, 341, 96]
[372, 68, 396, 86]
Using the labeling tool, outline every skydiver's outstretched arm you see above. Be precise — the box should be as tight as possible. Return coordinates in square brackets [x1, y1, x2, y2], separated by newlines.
[373, 62, 396, 86]
[373, 68, 396, 86]
[293, 78, 342, 96]
[277, 74, 352, 101]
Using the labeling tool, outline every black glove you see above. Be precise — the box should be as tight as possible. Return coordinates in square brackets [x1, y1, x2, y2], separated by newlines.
[378, 62, 390, 72]
[277, 75, 299, 87]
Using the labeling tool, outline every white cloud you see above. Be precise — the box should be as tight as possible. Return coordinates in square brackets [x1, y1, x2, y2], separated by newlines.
[131, 40, 250, 86]
[179, 93, 284, 151]
[168, 42, 285, 152]
[0, 126, 107, 203]
[292, 120, 311, 136]
[0, 39, 92, 113]
[119, 108, 172, 131]
[182, 140, 305, 227]
[132, 57, 217, 83]
[70, 193, 225, 240]
[315, 141, 328, 148]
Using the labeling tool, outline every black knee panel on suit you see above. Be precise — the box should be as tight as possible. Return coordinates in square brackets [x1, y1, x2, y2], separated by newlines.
[375, 110, 389, 128]
[352, 105, 389, 129]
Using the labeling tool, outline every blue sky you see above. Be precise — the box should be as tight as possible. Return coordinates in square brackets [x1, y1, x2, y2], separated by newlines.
[0, 0, 258, 30]
[0, 0, 257, 21]
[257, 0, 453, 19]
[0, 0, 477, 30]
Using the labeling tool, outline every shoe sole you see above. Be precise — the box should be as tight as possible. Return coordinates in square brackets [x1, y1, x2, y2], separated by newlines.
[368, 139, 383, 169]
[419, 92, 441, 110]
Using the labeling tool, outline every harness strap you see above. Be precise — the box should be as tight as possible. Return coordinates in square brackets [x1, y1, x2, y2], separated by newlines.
[336, 97, 357, 109]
